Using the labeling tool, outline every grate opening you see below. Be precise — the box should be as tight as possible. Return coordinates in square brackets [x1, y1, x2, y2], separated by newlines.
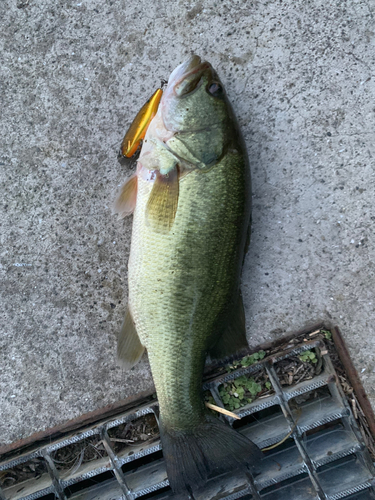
[289, 384, 332, 410]
[315, 452, 358, 474]
[260, 475, 316, 500]
[302, 417, 344, 438]
[107, 413, 160, 455]
[288, 385, 345, 432]
[33, 494, 55, 500]
[304, 418, 360, 465]
[233, 403, 283, 430]
[258, 471, 310, 495]
[64, 469, 115, 496]
[255, 435, 305, 492]
[316, 452, 374, 497]
[121, 449, 164, 475]
[140, 485, 172, 499]
[341, 488, 375, 499]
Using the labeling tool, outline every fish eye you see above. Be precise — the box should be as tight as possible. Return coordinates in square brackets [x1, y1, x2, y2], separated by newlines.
[207, 82, 224, 97]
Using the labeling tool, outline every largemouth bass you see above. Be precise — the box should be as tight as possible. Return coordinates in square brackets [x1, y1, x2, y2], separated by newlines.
[113, 55, 261, 496]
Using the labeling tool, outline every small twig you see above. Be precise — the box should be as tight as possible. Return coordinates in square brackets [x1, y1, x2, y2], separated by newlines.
[67, 449, 85, 476]
[261, 410, 301, 452]
[205, 402, 241, 420]
[257, 393, 272, 400]
[308, 329, 321, 337]
[261, 428, 295, 451]
[109, 436, 159, 447]
[109, 438, 135, 444]
[88, 442, 105, 456]
[293, 364, 304, 377]
[351, 398, 358, 420]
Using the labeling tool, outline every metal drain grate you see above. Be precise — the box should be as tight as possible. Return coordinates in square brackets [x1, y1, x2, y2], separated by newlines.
[1, 327, 375, 500]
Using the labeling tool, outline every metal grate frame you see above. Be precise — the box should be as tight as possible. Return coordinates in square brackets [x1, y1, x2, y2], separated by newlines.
[1, 327, 375, 500]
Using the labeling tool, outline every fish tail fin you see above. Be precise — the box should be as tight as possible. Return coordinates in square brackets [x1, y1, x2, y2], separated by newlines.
[160, 414, 262, 495]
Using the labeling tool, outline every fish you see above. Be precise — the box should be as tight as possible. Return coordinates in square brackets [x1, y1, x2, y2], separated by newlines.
[113, 55, 261, 496]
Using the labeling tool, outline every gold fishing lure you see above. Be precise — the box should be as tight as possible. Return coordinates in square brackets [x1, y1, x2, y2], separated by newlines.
[120, 88, 163, 158]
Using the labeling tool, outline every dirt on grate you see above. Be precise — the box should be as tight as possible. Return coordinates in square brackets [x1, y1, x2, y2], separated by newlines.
[274, 348, 323, 387]
[107, 413, 160, 454]
[0, 457, 48, 489]
[50, 435, 107, 475]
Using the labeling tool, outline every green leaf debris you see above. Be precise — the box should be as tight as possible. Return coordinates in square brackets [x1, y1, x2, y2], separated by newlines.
[298, 350, 318, 364]
[226, 349, 266, 373]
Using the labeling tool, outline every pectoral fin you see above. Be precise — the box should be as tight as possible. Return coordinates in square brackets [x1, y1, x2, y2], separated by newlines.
[117, 306, 145, 370]
[146, 167, 179, 233]
[209, 291, 249, 360]
[112, 174, 138, 218]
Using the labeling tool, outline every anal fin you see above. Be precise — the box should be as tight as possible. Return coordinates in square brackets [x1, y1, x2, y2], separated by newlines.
[117, 306, 145, 370]
[146, 167, 179, 232]
[209, 291, 249, 360]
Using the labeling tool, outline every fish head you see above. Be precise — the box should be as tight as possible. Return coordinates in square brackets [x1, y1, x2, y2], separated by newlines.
[161, 55, 229, 134]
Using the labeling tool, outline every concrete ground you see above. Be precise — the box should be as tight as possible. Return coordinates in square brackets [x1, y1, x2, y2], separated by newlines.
[1, 0, 374, 446]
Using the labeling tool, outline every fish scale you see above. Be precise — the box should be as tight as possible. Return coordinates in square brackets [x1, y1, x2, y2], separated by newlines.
[129, 153, 248, 430]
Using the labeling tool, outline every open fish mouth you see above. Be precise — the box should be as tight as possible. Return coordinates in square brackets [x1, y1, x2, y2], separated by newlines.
[168, 55, 213, 97]
[174, 54, 203, 77]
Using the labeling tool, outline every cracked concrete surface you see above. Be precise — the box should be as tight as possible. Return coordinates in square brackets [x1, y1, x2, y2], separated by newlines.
[1, 0, 375, 445]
